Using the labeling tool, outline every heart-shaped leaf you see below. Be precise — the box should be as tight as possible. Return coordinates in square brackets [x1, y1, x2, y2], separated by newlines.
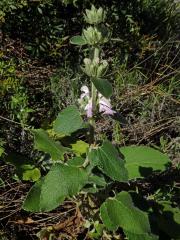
[53, 105, 84, 135]
[100, 191, 158, 240]
[23, 163, 88, 212]
[89, 141, 128, 182]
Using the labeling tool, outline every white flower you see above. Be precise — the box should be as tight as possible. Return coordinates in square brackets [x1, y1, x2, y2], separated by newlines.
[80, 85, 89, 99]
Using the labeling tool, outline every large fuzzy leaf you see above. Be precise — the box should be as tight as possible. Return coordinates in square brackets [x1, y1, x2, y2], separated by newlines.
[120, 146, 170, 179]
[89, 141, 128, 182]
[23, 163, 88, 212]
[100, 191, 158, 240]
[53, 105, 84, 135]
[32, 129, 69, 161]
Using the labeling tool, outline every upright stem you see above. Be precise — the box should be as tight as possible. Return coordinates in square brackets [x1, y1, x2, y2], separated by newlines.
[91, 81, 97, 115]
[91, 47, 100, 115]
[94, 47, 100, 59]
[89, 47, 100, 144]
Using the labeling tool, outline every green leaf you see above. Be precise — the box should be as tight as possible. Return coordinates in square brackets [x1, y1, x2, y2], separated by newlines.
[71, 140, 89, 156]
[23, 163, 88, 212]
[92, 78, 112, 98]
[100, 191, 158, 240]
[124, 231, 158, 240]
[154, 202, 180, 239]
[89, 141, 128, 182]
[23, 177, 45, 212]
[68, 156, 85, 167]
[100, 203, 118, 231]
[5, 152, 40, 182]
[53, 106, 84, 135]
[32, 129, 68, 161]
[22, 167, 41, 182]
[70, 35, 87, 45]
[120, 146, 170, 179]
[88, 174, 107, 187]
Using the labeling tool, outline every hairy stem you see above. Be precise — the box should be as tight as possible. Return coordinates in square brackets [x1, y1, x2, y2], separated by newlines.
[89, 47, 100, 144]
[91, 47, 100, 115]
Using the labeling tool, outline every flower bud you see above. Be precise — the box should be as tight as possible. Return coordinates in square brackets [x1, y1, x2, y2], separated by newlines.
[82, 57, 108, 78]
[84, 58, 91, 65]
[96, 60, 108, 78]
[84, 5, 106, 25]
[83, 26, 105, 45]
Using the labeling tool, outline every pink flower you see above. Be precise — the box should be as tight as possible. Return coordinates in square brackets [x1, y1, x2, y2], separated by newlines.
[79, 86, 93, 117]
[99, 95, 116, 115]
[79, 85, 115, 118]
[85, 98, 93, 118]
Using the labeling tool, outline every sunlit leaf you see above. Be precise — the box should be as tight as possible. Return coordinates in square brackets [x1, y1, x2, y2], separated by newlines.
[23, 163, 88, 212]
[71, 140, 89, 156]
[22, 167, 41, 182]
[120, 146, 170, 179]
[53, 105, 84, 135]
[89, 141, 128, 181]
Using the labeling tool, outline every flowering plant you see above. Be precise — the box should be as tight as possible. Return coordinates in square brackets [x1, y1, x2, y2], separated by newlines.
[22, 6, 172, 240]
